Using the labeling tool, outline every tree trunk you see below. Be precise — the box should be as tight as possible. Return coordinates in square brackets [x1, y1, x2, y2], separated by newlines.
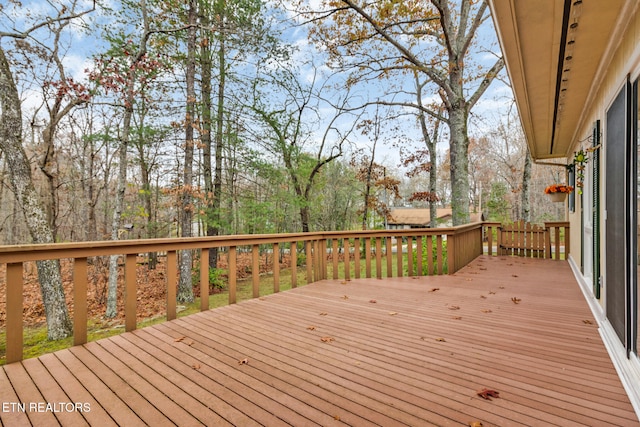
[521, 147, 532, 222]
[0, 47, 72, 339]
[177, 0, 198, 304]
[448, 106, 471, 225]
[212, 0, 226, 261]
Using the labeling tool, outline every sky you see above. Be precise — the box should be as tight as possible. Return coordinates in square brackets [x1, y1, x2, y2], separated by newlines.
[2, 0, 516, 172]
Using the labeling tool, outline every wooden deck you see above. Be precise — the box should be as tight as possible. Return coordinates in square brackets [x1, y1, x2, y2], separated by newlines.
[1, 255, 638, 426]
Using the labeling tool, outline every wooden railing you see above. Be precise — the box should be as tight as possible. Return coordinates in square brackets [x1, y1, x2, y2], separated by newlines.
[483, 220, 570, 260]
[0, 221, 569, 363]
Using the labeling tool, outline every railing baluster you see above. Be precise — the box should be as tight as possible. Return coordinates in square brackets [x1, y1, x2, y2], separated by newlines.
[332, 239, 339, 279]
[73, 257, 88, 346]
[386, 237, 393, 278]
[354, 238, 361, 279]
[200, 249, 209, 311]
[273, 243, 280, 293]
[306, 240, 313, 283]
[167, 251, 177, 320]
[125, 254, 137, 332]
[229, 246, 237, 304]
[252, 245, 260, 298]
[375, 238, 382, 279]
[365, 238, 372, 278]
[344, 238, 350, 281]
[427, 235, 434, 275]
[6, 262, 23, 364]
[407, 236, 414, 277]
[396, 237, 403, 277]
[290, 242, 297, 288]
[416, 236, 423, 276]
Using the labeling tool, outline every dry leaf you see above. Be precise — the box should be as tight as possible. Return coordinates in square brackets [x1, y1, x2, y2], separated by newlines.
[582, 319, 593, 325]
[469, 422, 483, 427]
[192, 363, 201, 370]
[307, 326, 316, 330]
[489, 291, 496, 295]
[480, 295, 487, 299]
[341, 295, 349, 300]
[259, 297, 266, 301]
[238, 358, 249, 365]
[481, 309, 492, 313]
[319, 312, 328, 316]
[499, 286, 505, 289]
[451, 316, 462, 320]
[321, 336, 335, 343]
[334, 415, 341, 421]
[435, 337, 446, 342]
[388, 311, 398, 316]
[429, 288, 440, 292]
[465, 278, 473, 281]
[340, 281, 347, 285]
[448, 305, 460, 310]
[511, 274, 518, 278]
[476, 388, 500, 400]
[174, 336, 185, 342]
[511, 297, 521, 304]
[369, 299, 377, 303]
[479, 267, 487, 271]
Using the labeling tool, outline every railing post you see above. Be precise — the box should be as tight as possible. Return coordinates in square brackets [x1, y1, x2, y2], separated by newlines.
[167, 251, 177, 320]
[125, 254, 137, 332]
[6, 262, 24, 363]
[447, 233, 456, 274]
[200, 248, 209, 311]
[73, 258, 88, 346]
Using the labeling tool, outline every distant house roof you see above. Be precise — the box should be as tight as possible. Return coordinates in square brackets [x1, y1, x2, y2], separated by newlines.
[388, 208, 484, 227]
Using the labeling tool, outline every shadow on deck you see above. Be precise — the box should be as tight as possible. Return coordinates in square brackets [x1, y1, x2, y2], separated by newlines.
[1, 255, 638, 426]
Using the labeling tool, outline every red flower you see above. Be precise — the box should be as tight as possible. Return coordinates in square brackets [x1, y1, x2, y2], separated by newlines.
[544, 184, 574, 194]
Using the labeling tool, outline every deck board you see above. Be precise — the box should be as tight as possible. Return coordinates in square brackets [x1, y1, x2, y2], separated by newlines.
[1, 255, 638, 426]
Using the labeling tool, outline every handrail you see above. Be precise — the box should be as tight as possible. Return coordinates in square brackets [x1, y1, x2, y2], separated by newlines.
[0, 222, 492, 363]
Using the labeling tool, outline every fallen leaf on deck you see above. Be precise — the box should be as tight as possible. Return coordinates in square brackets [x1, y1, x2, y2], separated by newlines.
[469, 422, 483, 427]
[319, 312, 328, 316]
[334, 415, 341, 421]
[499, 286, 505, 289]
[511, 297, 521, 304]
[479, 267, 487, 271]
[369, 299, 377, 303]
[465, 278, 473, 281]
[582, 319, 593, 325]
[259, 297, 266, 301]
[448, 305, 460, 310]
[429, 288, 440, 292]
[186, 340, 194, 346]
[480, 295, 486, 299]
[340, 281, 347, 284]
[489, 291, 496, 295]
[388, 311, 398, 316]
[321, 336, 335, 343]
[451, 316, 462, 320]
[481, 309, 492, 313]
[174, 336, 185, 342]
[192, 363, 201, 370]
[476, 388, 500, 400]
[307, 326, 316, 330]
[435, 337, 446, 342]
[238, 358, 249, 365]
[511, 274, 518, 278]
[341, 295, 349, 300]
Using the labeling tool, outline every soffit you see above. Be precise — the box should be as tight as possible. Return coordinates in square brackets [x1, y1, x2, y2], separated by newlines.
[488, 0, 625, 160]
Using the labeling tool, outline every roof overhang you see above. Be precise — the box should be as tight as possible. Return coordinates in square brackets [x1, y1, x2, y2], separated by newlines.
[488, 0, 627, 160]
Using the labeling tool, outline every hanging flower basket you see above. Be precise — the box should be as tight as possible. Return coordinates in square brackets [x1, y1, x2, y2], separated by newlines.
[544, 184, 573, 202]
